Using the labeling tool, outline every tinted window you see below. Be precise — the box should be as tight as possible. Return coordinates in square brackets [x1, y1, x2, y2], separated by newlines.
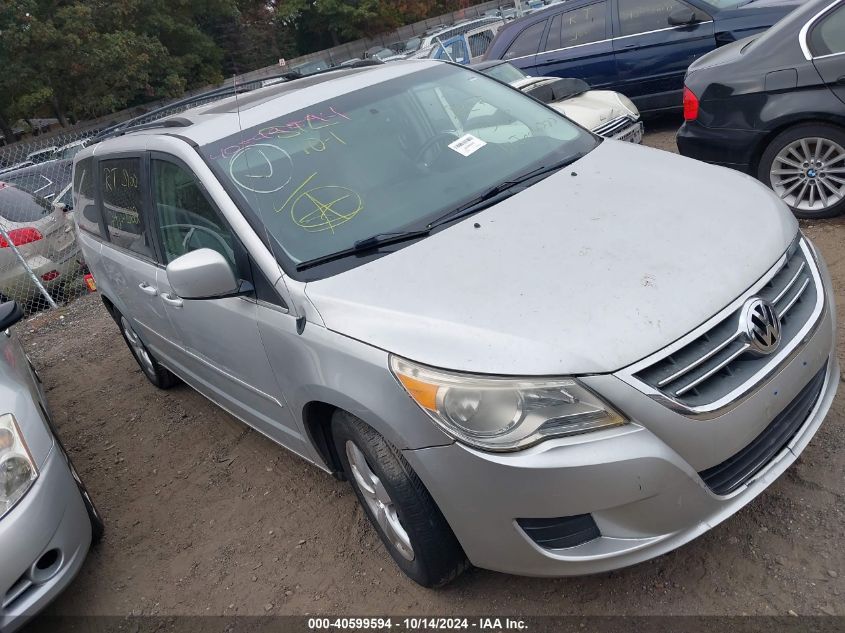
[152, 159, 238, 270]
[504, 20, 547, 59]
[0, 184, 51, 223]
[810, 4, 845, 56]
[73, 158, 103, 237]
[546, 3, 607, 50]
[100, 157, 154, 257]
[618, 0, 695, 36]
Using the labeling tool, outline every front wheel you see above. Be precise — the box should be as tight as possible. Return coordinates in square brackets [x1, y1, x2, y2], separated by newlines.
[118, 314, 179, 389]
[758, 123, 845, 219]
[332, 411, 468, 587]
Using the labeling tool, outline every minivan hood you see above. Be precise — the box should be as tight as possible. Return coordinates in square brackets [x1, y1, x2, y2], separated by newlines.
[305, 141, 797, 375]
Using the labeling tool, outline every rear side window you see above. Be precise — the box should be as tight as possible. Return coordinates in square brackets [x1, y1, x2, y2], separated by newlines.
[546, 3, 607, 50]
[100, 157, 154, 258]
[809, 4, 845, 56]
[504, 20, 547, 59]
[73, 157, 102, 237]
[0, 184, 51, 223]
[618, 0, 701, 36]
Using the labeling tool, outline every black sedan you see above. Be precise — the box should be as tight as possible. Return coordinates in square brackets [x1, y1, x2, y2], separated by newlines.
[677, 0, 845, 218]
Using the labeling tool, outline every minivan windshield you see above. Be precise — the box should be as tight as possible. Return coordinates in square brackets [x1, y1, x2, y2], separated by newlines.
[201, 64, 597, 278]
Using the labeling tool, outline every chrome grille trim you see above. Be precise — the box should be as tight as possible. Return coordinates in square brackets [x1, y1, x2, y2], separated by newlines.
[592, 116, 638, 137]
[616, 237, 826, 419]
[673, 343, 751, 397]
[779, 276, 811, 319]
[773, 260, 806, 305]
[656, 331, 742, 388]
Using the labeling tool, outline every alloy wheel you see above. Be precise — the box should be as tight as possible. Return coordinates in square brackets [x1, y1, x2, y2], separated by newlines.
[770, 137, 845, 213]
[120, 316, 155, 377]
[345, 440, 415, 561]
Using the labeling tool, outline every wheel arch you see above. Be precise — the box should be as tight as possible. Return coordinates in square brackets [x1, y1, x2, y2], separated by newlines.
[301, 400, 345, 478]
[750, 114, 845, 174]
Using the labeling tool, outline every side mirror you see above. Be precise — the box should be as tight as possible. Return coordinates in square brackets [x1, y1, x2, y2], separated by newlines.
[53, 202, 69, 213]
[0, 301, 23, 331]
[165, 248, 240, 300]
[668, 7, 697, 26]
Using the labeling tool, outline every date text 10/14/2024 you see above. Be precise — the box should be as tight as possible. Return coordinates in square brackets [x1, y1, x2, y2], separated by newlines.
[307, 618, 528, 631]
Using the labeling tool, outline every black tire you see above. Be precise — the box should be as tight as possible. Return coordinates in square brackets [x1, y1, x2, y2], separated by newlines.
[757, 123, 845, 219]
[116, 311, 179, 389]
[332, 411, 468, 587]
[66, 457, 105, 546]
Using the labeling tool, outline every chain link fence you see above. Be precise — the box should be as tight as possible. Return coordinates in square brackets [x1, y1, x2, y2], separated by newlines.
[0, 131, 100, 314]
[0, 74, 294, 316]
[0, 1, 519, 317]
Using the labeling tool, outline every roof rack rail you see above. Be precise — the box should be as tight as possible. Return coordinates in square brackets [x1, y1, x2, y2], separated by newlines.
[90, 61, 388, 144]
[91, 71, 296, 143]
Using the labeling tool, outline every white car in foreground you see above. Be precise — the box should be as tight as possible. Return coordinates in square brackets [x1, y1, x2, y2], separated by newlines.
[474, 60, 644, 143]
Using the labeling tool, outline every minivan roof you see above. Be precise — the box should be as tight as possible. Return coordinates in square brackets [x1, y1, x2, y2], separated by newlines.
[78, 60, 440, 155]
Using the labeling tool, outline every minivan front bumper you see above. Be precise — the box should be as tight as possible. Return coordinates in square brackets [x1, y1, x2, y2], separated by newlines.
[403, 261, 838, 577]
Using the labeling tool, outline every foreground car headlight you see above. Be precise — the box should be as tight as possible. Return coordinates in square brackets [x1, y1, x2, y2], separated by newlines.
[1, 413, 38, 519]
[390, 356, 627, 451]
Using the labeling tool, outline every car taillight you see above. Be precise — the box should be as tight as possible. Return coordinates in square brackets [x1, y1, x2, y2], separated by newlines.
[683, 86, 699, 121]
[0, 228, 43, 248]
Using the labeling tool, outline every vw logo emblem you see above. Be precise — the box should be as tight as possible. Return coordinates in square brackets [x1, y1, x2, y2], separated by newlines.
[741, 297, 781, 356]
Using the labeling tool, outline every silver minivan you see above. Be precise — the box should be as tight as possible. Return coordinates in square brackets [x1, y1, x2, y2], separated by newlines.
[73, 60, 839, 587]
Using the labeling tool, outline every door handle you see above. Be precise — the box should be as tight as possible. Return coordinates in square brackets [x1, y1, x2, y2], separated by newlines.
[161, 294, 184, 308]
[138, 282, 158, 296]
[837, 76, 845, 86]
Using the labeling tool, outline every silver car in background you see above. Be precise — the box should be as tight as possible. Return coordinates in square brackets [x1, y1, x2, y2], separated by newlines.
[0, 183, 82, 308]
[0, 301, 103, 632]
[74, 60, 838, 587]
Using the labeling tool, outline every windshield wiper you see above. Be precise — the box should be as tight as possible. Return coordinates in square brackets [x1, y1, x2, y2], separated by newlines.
[428, 153, 585, 229]
[294, 153, 584, 272]
[295, 228, 430, 271]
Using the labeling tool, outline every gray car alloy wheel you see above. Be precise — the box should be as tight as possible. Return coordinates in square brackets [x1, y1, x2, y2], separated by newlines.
[120, 316, 155, 377]
[770, 137, 845, 212]
[345, 440, 415, 562]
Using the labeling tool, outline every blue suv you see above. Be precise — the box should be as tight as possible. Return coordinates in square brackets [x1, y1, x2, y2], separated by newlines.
[484, 0, 803, 113]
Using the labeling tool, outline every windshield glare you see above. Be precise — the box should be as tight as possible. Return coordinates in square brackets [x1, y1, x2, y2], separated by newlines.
[482, 63, 528, 84]
[202, 64, 596, 275]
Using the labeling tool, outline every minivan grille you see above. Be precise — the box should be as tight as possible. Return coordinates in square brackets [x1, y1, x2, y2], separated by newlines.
[631, 240, 818, 410]
[699, 363, 827, 495]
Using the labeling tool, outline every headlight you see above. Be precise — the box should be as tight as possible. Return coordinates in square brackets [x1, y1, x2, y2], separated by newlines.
[390, 356, 627, 452]
[0, 413, 38, 519]
[615, 93, 639, 118]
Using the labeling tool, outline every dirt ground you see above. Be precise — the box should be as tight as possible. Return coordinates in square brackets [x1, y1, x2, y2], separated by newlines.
[19, 121, 845, 619]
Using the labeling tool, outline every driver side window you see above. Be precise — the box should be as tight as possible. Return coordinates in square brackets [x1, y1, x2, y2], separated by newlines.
[151, 159, 237, 268]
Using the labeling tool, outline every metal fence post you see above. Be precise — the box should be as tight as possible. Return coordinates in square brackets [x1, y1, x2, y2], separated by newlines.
[0, 223, 59, 309]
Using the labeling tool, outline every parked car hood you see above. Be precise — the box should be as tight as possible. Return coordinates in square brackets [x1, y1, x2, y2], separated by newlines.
[548, 90, 631, 132]
[304, 141, 797, 376]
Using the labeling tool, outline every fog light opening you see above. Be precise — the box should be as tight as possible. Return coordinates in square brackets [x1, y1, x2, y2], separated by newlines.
[30, 548, 62, 582]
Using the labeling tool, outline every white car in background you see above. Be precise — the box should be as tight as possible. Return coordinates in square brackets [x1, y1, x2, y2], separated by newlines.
[474, 60, 644, 143]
